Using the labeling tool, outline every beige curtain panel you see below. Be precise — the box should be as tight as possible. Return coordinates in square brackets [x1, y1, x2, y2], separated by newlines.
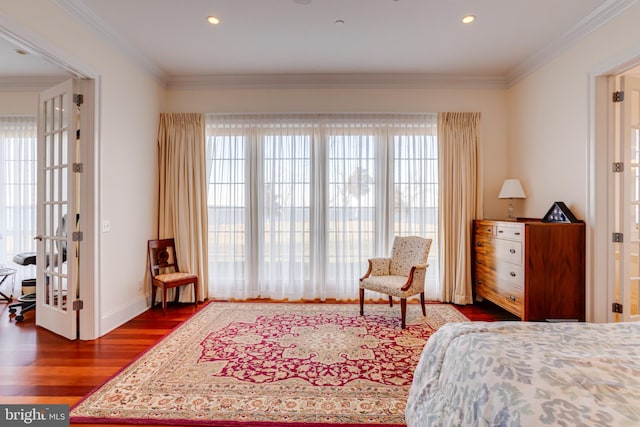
[157, 113, 209, 302]
[438, 112, 483, 305]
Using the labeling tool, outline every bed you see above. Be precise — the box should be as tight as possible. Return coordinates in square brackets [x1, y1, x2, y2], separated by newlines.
[406, 321, 640, 426]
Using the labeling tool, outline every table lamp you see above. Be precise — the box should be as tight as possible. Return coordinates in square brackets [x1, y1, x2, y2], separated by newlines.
[498, 179, 526, 220]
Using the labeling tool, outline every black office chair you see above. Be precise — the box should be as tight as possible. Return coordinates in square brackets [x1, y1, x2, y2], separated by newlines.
[8, 252, 36, 322]
[8, 214, 70, 322]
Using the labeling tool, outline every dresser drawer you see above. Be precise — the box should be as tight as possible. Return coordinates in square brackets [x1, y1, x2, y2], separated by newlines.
[474, 222, 495, 237]
[474, 235, 495, 258]
[496, 262, 523, 285]
[474, 259, 496, 287]
[496, 224, 524, 241]
[474, 252, 496, 272]
[494, 238, 522, 265]
[475, 279, 523, 318]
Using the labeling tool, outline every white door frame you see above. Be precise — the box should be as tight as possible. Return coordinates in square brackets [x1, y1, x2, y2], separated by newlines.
[589, 49, 640, 323]
[0, 18, 100, 339]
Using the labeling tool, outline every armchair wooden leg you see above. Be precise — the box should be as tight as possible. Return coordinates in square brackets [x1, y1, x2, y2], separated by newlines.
[359, 288, 365, 315]
[401, 298, 407, 329]
[194, 281, 199, 306]
[389, 296, 393, 307]
[420, 292, 426, 316]
[151, 286, 157, 308]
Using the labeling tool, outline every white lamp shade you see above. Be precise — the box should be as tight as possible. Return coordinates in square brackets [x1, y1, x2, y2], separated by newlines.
[498, 179, 526, 199]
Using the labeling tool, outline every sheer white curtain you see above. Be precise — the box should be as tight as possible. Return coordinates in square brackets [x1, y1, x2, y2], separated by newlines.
[205, 113, 438, 301]
[0, 117, 37, 292]
[390, 119, 440, 300]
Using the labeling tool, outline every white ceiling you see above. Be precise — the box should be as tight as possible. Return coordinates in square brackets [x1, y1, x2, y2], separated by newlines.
[0, 0, 637, 88]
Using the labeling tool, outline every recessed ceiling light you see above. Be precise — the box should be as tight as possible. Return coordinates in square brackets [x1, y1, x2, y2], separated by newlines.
[293, 0, 312, 4]
[15, 49, 28, 56]
[335, 19, 345, 25]
[207, 15, 220, 25]
[462, 15, 475, 24]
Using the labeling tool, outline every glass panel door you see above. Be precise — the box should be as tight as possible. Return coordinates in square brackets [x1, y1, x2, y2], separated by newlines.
[36, 79, 79, 339]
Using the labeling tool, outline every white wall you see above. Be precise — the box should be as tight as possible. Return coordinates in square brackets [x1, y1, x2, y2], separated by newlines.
[1, 0, 164, 337]
[507, 3, 640, 219]
[507, 1, 640, 321]
[166, 86, 510, 219]
[0, 91, 38, 115]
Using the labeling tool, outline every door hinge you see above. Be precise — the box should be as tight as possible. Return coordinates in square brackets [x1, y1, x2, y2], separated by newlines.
[72, 163, 83, 173]
[612, 302, 623, 314]
[612, 232, 624, 243]
[72, 299, 84, 311]
[613, 162, 624, 172]
[73, 93, 84, 106]
[613, 91, 624, 102]
[72, 231, 83, 242]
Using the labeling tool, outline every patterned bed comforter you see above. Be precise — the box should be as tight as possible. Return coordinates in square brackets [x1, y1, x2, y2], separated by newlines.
[406, 321, 640, 427]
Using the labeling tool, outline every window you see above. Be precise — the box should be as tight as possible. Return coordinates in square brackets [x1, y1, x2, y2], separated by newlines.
[206, 114, 438, 301]
[0, 117, 37, 287]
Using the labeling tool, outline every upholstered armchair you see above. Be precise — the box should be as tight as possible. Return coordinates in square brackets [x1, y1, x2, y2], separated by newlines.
[359, 236, 432, 328]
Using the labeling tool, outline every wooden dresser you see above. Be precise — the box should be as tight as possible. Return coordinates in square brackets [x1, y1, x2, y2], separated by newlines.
[472, 219, 585, 321]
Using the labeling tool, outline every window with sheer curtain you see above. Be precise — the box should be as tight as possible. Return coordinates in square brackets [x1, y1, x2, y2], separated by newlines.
[0, 117, 37, 289]
[205, 113, 438, 301]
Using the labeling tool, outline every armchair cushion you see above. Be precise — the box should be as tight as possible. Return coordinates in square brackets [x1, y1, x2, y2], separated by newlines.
[360, 275, 412, 298]
[360, 264, 428, 297]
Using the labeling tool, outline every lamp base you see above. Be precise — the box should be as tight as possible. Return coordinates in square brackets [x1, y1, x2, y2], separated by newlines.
[506, 198, 517, 221]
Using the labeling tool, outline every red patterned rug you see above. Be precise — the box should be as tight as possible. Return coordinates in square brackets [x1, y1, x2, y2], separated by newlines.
[70, 302, 468, 426]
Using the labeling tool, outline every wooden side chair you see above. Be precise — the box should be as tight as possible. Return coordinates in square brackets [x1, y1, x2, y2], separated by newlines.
[147, 238, 198, 313]
[359, 236, 432, 329]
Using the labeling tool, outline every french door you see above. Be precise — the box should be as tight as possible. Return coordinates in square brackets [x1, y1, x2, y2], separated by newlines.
[35, 79, 81, 339]
[614, 75, 640, 322]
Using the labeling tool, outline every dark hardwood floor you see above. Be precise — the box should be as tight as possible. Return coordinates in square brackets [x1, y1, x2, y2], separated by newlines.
[0, 298, 516, 426]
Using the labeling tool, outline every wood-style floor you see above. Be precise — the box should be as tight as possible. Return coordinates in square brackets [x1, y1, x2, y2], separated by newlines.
[0, 298, 517, 427]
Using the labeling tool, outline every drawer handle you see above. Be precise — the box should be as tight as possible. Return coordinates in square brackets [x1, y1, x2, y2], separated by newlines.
[509, 295, 516, 302]
[509, 248, 516, 254]
[476, 260, 482, 265]
[509, 272, 516, 277]
[477, 280, 483, 285]
[498, 230, 503, 233]
[514, 232, 520, 236]
[477, 242, 483, 247]
[486, 228, 491, 232]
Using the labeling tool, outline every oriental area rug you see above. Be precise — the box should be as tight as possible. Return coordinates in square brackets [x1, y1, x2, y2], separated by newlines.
[70, 302, 468, 426]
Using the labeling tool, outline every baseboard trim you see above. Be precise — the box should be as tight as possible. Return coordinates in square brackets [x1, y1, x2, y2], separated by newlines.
[99, 294, 148, 337]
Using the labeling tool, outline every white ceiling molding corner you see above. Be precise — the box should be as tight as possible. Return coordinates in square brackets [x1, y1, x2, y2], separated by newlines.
[0, 15, 85, 79]
[505, 0, 640, 86]
[54, 0, 169, 85]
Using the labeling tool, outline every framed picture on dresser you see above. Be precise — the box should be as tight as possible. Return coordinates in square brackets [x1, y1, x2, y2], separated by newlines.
[542, 201, 581, 223]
